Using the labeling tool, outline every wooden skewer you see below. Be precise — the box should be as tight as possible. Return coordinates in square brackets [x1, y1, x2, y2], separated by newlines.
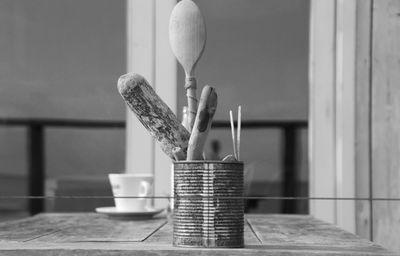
[229, 110, 237, 160]
[237, 105, 242, 161]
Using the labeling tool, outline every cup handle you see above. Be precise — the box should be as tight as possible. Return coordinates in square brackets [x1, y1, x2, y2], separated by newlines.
[139, 181, 152, 198]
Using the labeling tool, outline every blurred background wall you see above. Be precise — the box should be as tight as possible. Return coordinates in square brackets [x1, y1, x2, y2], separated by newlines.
[0, 0, 126, 210]
[178, 0, 310, 212]
[0, 0, 309, 212]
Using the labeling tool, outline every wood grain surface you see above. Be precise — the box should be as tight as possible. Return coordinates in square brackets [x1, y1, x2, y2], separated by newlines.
[354, 0, 372, 241]
[371, 0, 400, 252]
[247, 215, 393, 254]
[118, 73, 190, 159]
[0, 213, 166, 243]
[0, 214, 395, 255]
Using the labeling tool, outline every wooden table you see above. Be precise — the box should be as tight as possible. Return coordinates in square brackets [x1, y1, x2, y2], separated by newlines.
[0, 213, 396, 255]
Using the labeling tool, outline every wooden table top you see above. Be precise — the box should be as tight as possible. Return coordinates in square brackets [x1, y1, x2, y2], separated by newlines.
[0, 213, 396, 255]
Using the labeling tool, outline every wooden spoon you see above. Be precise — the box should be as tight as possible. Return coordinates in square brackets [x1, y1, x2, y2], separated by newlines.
[169, 0, 206, 132]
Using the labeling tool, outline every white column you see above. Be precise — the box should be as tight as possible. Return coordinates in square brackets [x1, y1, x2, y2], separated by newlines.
[126, 0, 155, 175]
[334, 0, 356, 233]
[309, 0, 356, 233]
[126, 0, 177, 207]
[309, 0, 337, 225]
[154, 0, 178, 207]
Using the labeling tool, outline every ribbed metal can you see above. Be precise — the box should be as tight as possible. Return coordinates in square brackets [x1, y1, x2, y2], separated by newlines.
[173, 161, 244, 248]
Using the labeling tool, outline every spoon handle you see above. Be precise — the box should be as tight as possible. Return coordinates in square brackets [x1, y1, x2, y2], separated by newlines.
[185, 76, 198, 131]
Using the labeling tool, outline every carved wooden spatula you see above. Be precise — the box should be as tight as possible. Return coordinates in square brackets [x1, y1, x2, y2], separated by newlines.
[187, 85, 217, 160]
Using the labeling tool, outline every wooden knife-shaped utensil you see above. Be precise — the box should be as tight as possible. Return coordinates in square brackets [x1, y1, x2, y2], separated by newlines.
[187, 85, 217, 160]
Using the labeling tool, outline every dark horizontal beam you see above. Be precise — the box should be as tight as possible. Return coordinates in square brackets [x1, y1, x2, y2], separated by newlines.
[0, 118, 307, 129]
[0, 118, 125, 128]
[211, 120, 308, 129]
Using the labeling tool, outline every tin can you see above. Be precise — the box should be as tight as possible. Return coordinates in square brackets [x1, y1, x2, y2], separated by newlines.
[173, 161, 244, 248]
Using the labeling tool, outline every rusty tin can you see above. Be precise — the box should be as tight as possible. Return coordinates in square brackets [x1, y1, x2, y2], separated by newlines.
[173, 161, 244, 248]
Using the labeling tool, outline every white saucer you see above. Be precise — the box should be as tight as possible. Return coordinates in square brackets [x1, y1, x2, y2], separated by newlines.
[95, 207, 164, 219]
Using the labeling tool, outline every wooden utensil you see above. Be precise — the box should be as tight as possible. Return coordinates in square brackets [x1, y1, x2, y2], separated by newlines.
[229, 110, 238, 160]
[118, 73, 190, 160]
[237, 105, 242, 160]
[172, 147, 186, 161]
[187, 85, 217, 160]
[222, 154, 237, 162]
[169, 0, 206, 132]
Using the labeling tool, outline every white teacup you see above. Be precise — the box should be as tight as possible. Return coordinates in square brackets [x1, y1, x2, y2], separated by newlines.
[108, 173, 153, 212]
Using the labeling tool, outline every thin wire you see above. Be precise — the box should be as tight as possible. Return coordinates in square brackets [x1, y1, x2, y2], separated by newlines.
[1, 196, 400, 201]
